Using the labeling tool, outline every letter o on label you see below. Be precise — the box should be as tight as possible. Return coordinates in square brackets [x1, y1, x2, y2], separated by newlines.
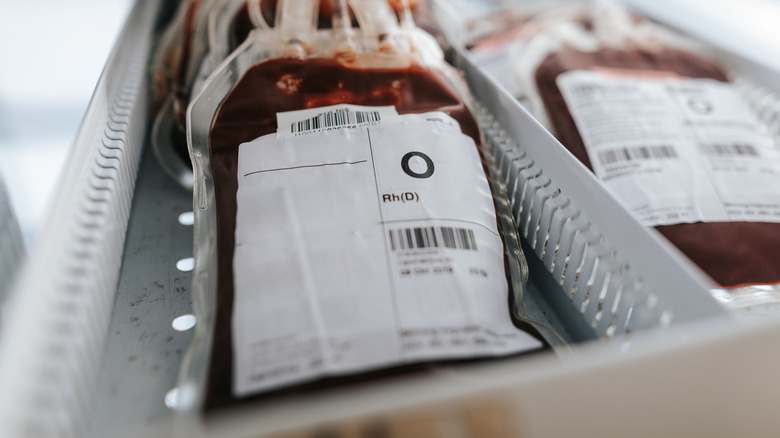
[401, 151, 434, 179]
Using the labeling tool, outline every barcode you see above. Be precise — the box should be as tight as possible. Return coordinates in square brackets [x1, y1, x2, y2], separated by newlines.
[700, 143, 759, 157]
[598, 145, 678, 165]
[388, 226, 477, 251]
[291, 108, 382, 133]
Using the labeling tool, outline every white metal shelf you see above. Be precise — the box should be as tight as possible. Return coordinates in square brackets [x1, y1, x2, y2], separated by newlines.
[4, 0, 779, 437]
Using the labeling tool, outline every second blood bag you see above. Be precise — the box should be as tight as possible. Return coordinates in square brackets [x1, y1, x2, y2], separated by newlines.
[182, 0, 547, 411]
[506, 2, 780, 298]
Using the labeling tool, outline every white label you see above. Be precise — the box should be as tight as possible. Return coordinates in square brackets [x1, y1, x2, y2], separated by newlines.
[557, 70, 780, 226]
[232, 108, 542, 396]
[276, 104, 400, 137]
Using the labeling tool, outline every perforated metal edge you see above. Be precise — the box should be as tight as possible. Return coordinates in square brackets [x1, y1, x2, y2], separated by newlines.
[0, 1, 157, 436]
[0, 174, 25, 306]
[480, 107, 651, 340]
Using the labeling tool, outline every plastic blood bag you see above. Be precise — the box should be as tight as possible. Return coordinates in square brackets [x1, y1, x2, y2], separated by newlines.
[511, 2, 780, 292]
[184, 0, 546, 410]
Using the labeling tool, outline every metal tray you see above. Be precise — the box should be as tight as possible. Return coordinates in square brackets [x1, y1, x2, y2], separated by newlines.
[0, 0, 756, 436]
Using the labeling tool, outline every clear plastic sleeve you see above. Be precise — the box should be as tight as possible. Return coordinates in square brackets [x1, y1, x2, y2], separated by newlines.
[443, 0, 780, 306]
[177, 0, 548, 415]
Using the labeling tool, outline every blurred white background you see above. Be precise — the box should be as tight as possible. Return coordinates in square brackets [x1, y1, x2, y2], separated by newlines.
[0, 0, 134, 248]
